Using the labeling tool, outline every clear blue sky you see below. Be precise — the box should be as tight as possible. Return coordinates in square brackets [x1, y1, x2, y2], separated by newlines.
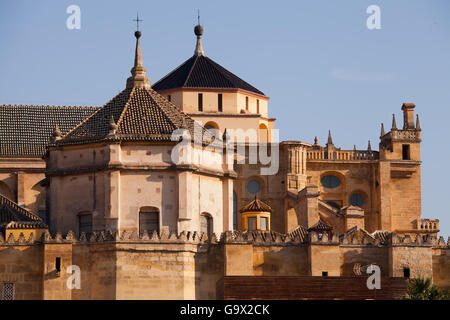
[0, 0, 449, 238]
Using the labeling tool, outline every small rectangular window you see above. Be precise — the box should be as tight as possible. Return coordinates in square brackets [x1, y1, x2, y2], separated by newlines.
[322, 271, 328, 277]
[260, 217, 268, 231]
[55, 257, 61, 273]
[245, 96, 249, 110]
[403, 267, 410, 278]
[247, 217, 257, 231]
[402, 144, 410, 160]
[198, 93, 203, 112]
[256, 99, 260, 114]
[2, 283, 15, 300]
[218, 94, 223, 112]
[168, 95, 171, 102]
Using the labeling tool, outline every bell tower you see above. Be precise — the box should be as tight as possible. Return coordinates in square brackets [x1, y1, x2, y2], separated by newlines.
[377, 103, 422, 234]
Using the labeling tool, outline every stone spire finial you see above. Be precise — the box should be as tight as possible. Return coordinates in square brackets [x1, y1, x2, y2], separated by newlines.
[367, 140, 372, 151]
[126, 29, 151, 89]
[326, 130, 334, 146]
[194, 10, 205, 56]
[353, 145, 357, 151]
[416, 114, 421, 131]
[314, 136, 318, 146]
[380, 123, 385, 136]
[391, 114, 397, 130]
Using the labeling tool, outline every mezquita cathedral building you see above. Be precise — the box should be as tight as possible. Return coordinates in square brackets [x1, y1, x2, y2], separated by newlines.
[0, 23, 448, 300]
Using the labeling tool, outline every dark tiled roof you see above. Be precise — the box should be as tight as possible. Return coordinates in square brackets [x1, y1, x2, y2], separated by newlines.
[59, 87, 215, 145]
[307, 217, 332, 231]
[0, 105, 98, 157]
[153, 55, 265, 96]
[0, 194, 47, 230]
[240, 197, 272, 213]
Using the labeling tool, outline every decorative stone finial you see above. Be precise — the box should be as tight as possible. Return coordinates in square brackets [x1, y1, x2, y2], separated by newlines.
[194, 10, 205, 56]
[126, 28, 151, 89]
[392, 114, 397, 130]
[416, 114, 421, 131]
[380, 123, 385, 136]
[51, 125, 62, 142]
[326, 130, 333, 146]
[367, 140, 372, 151]
[108, 115, 118, 137]
[314, 136, 318, 146]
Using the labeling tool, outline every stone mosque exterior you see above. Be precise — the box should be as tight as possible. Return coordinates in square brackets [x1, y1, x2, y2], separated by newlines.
[0, 24, 448, 300]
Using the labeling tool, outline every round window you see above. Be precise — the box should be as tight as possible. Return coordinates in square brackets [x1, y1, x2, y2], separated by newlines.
[247, 180, 260, 194]
[350, 193, 364, 207]
[320, 175, 341, 188]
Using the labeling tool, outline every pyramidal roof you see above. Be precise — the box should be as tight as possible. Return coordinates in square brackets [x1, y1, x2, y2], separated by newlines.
[152, 24, 265, 96]
[58, 31, 212, 146]
[240, 196, 272, 213]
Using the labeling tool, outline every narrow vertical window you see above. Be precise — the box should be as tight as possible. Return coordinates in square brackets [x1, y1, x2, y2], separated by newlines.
[257, 99, 260, 114]
[218, 94, 223, 112]
[168, 95, 171, 102]
[139, 207, 160, 235]
[55, 257, 61, 273]
[245, 96, 249, 110]
[78, 213, 92, 235]
[198, 93, 203, 112]
[403, 267, 410, 278]
[402, 144, 410, 160]
[260, 217, 268, 231]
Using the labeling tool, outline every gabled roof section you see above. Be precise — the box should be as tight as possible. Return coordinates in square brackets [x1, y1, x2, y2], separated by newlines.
[152, 24, 265, 96]
[308, 217, 333, 231]
[0, 194, 47, 229]
[0, 105, 98, 157]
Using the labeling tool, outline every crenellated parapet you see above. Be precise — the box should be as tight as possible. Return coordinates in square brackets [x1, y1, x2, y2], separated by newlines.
[1, 229, 449, 249]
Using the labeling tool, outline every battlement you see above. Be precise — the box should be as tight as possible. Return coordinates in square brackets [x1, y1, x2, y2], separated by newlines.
[1, 229, 448, 248]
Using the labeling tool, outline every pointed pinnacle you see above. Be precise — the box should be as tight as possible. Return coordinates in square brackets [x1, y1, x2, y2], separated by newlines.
[367, 140, 372, 151]
[416, 114, 421, 130]
[380, 123, 385, 136]
[392, 114, 397, 130]
[327, 130, 333, 145]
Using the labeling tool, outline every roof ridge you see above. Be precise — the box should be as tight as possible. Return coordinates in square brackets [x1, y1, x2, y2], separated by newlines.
[143, 88, 183, 131]
[115, 87, 136, 130]
[152, 55, 196, 88]
[182, 55, 201, 87]
[62, 88, 133, 139]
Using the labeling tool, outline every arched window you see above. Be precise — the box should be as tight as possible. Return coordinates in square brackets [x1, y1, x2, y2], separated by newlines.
[139, 207, 160, 235]
[78, 212, 92, 235]
[200, 213, 213, 237]
[258, 123, 269, 143]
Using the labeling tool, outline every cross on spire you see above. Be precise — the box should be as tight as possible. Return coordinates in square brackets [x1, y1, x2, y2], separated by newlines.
[133, 12, 143, 31]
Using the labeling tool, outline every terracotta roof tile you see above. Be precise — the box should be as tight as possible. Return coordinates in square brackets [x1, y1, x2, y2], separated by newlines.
[240, 197, 272, 213]
[0, 105, 98, 157]
[0, 194, 47, 229]
[59, 86, 215, 145]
